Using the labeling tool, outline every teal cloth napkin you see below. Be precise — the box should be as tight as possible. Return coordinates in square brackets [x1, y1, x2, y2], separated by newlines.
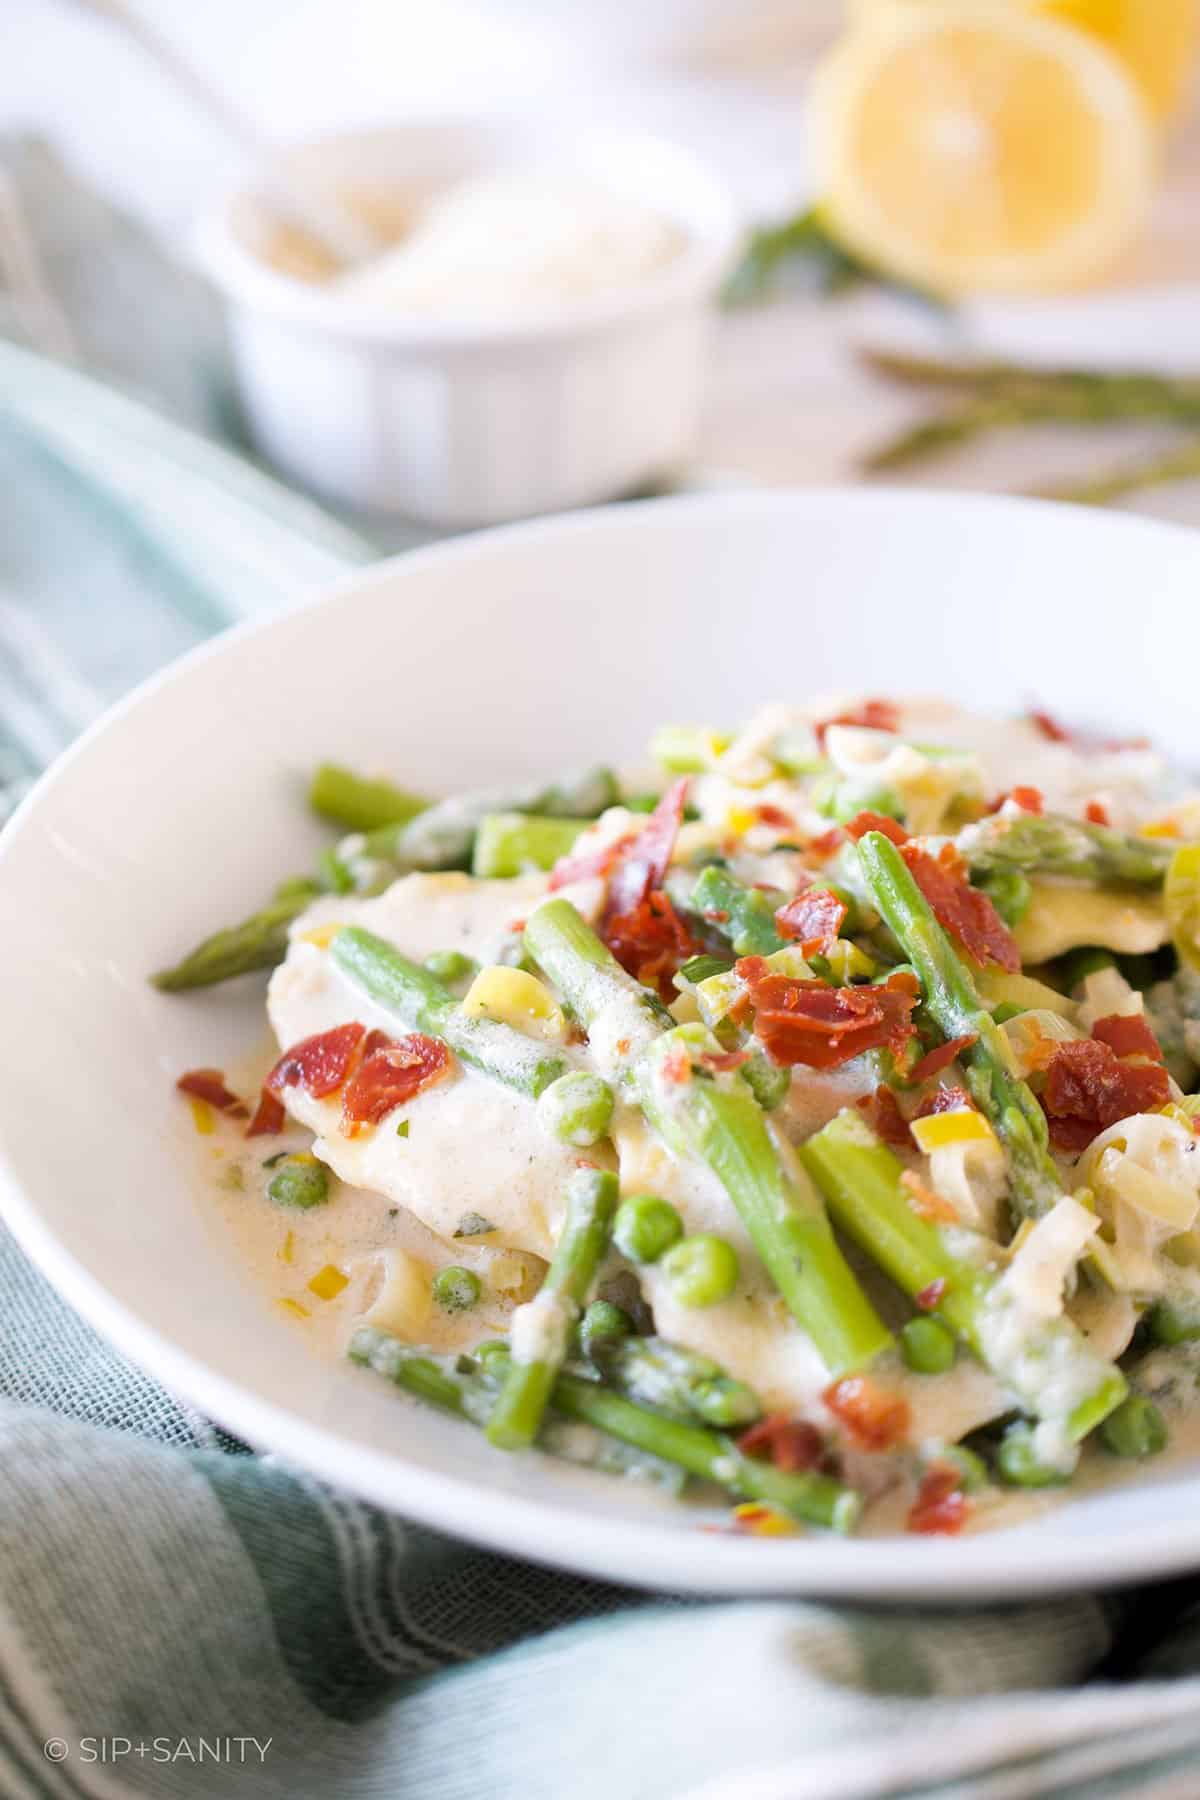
[4, 135, 1200, 1800]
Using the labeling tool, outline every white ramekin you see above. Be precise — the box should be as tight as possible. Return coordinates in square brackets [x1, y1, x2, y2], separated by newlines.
[194, 122, 739, 527]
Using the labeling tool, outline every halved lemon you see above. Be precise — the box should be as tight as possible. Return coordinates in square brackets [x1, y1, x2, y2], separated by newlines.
[1042, 0, 1199, 118]
[810, 6, 1157, 293]
[849, 0, 1198, 119]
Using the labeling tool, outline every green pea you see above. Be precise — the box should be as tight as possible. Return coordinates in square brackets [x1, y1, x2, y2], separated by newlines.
[660, 1233, 739, 1307]
[433, 1266, 481, 1313]
[936, 1445, 989, 1494]
[995, 1424, 1071, 1489]
[900, 1316, 957, 1375]
[579, 1300, 633, 1360]
[537, 1071, 615, 1148]
[266, 1154, 329, 1210]
[613, 1194, 684, 1265]
[1100, 1396, 1168, 1459]
[1147, 1299, 1200, 1346]
[423, 949, 478, 986]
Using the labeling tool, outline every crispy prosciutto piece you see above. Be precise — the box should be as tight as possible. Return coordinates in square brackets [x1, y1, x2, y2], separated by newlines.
[246, 1088, 287, 1137]
[266, 1022, 367, 1099]
[915, 1084, 975, 1118]
[737, 959, 917, 1070]
[341, 1029, 453, 1129]
[737, 1414, 825, 1474]
[603, 778, 689, 921]
[547, 832, 636, 893]
[915, 1278, 946, 1312]
[823, 1376, 910, 1451]
[593, 779, 696, 997]
[1029, 708, 1071, 743]
[855, 1083, 913, 1149]
[990, 785, 1044, 815]
[774, 886, 847, 958]
[1091, 1013, 1165, 1063]
[175, 1069, 247, 1117]
[1040, 1037, 1170, 1153]
[806, 827, 845, 861]
[1029, 709, 1149, 753]
[603, 890, 700, 1001]
[844, 811, 909, 845]
[814, 698, 899, 750]
[908, 1464, 970, 1536]
[901, 843, 1020, 973]
[909, 1034, 978, 1083]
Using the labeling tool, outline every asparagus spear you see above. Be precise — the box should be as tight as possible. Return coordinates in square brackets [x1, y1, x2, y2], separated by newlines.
[153, 766, 618, 992]
[856, 830, 1063, 1221]
[471, 813, 587, 879]
[349, 1327, 861, 1531]
[308, 763, 427, 832]
[800, 1109, 1127, 1444]
[331, 925, 568, 1097]
[641, 1029, 894, 1374]
[963, 812, 1173, 888]
[688, 864, 786, 957]
[523, 899, 892, 1374]
[589, 1334, 763, 1429]
[152, 890, 316, 992]
[860, 348, 1200, 416]
[355, 766, 619, 876]
[1039, 441, 1200, 509]
[487, 1168, 619, 1451]
[858, 349, 1200, 473]
[862, 393, 1102, 473]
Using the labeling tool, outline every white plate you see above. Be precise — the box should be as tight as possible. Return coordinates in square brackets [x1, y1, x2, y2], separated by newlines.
[2, 488, 1199, 1601]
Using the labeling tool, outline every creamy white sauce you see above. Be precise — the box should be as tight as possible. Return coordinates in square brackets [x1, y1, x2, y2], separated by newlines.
[334, 168, 683, 316]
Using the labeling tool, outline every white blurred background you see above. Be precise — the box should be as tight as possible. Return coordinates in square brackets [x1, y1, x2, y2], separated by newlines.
[2, 1, 843, 229]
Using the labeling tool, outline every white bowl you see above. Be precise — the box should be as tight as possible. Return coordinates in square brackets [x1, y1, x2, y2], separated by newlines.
[195, 123, 738, 527]
[3, 489, 1200, 1601]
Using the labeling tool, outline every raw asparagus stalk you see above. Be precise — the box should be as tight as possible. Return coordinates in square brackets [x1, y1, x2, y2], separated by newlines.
[800, 1109, 1127, 1442]
[1039, 441, 1200, 508]
[590, 1334, 763, 1429]
[332, 925, 567, 1097]
[348, 1328, 861, 1531]
[856, 830, 1063, 1220]
[862, 394, 1101, 473]
[308, 763, 427, 832]
[523, 899, 892, 1374]
[963, 812, 1172, 888]
[471, 813, 587, 879]
[858, 349, 1200, 472]
[860, 348, 1200, 415]
[487, 1168, 619, 1450]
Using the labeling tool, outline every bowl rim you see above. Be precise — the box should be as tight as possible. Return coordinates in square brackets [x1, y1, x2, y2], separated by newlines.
[192, 118, 741, 351]
[8, 485, 1200, 1599]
